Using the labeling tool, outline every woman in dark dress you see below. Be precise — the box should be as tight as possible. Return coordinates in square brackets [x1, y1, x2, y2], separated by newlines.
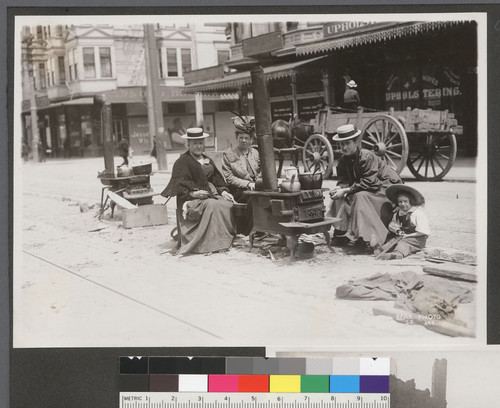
[328, 124, 403, 249]
[161, 128, 236, 255]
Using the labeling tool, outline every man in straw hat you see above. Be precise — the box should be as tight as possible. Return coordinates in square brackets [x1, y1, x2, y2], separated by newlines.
[222, 115, 260, 235]
[328, 123, 402, 251]
[375, 184, 431, 260]
[343, 79, 360, 110]
[161, 127, 236, 255]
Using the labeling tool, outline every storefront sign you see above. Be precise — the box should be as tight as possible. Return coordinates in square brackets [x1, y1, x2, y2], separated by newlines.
[128, 117, 151, 154]
[323, 22, 391, 38]
[298, 98, 323, 119]
[271, 101, 293, 122]
[184, 65, 224, 85]
[242, 31, 284, 57]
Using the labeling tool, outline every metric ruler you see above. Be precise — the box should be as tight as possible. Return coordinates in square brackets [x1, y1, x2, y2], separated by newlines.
[119, 393, 390, 408]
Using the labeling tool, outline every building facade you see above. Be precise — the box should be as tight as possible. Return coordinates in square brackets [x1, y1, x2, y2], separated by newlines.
[185, 20, 478, 156]
[20, 23, 233, 159]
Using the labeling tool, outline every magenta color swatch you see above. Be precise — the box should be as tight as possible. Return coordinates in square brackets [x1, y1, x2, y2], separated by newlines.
[208, 375, 239, 392]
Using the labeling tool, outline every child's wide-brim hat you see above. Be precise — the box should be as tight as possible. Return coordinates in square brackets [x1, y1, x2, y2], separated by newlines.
[181, 127, 210, 139]
[347, 80, 357, 88]
[386, 184, 425, 206]
[332, 124, 362, 141]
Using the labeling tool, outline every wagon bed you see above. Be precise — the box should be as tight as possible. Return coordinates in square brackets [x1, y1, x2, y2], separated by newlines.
[299, 106, 461, 181]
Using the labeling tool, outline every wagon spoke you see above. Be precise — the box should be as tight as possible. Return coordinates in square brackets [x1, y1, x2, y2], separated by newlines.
[436, 145, 451, 150]
[369, 125, 382, 142]
[361, 139, 374, 147]
[365, 130, 379, 144]
[433, 156, 445, 171]
[384, 130, 399, 146]
[430, 157, 437, 177]
[386, 150, 402, 158]
[416, 156, 425, 173]
[387, 142, 402, 150]
[386, 154, 397, 169]
[435, 135, 448, 145]
[425, 158, 429, 178]
[436, 152, 451, 161]
[411, 153, 424, 165]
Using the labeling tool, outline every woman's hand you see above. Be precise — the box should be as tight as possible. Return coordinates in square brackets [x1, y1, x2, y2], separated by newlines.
[221, 191, 235, 202]
[247, 182, 256, 191]
[329, 187, 349, 200]
[190, 190, 210, 199]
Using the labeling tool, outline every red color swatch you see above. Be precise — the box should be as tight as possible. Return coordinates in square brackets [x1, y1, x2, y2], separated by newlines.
[238, 375, 269, 392]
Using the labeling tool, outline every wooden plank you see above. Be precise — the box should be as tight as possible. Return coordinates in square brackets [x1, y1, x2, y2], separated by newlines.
[122, 204, 169, 228]
[107, 190, 136, 209]
[373, 306, 475, 338]
[423, 266, 477, 282]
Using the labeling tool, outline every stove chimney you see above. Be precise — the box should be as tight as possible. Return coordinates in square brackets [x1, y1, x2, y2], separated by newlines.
[250, 65, 278, 191]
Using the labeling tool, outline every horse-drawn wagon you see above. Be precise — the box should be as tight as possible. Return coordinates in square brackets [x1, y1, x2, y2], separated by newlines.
[275, 106, 462, 181]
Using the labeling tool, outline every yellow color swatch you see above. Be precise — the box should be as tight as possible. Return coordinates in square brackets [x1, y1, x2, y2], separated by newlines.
[269, 375, 301, 393]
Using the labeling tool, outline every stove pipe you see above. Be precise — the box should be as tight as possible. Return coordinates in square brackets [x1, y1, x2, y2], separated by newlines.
[250, 65, 279, 191]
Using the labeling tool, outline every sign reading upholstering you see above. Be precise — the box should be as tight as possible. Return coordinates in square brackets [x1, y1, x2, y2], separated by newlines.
[323, 22, 394, 38]
[242, 31, 284, 57]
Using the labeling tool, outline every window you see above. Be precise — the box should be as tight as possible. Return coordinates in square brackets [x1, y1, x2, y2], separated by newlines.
[181, 49, 191, 75]
[58, 56, 66, 83]
[56, 25, 63, 36]
[36, 25, 42, 40]
[167, 48, 178, 77]
[217, 49, 230, 66]
[286, 22, 299, 31]
[158, 48, 163, 78]
[99, 47, 112, 77]
[39, 63, 46, 89]
[83, 47, 96, 78]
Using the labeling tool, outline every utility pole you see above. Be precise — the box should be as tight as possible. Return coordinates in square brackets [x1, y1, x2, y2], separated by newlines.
[143, 24, 167, 170]
[22, 33, 39, 162]
[94, 94, 115, 177]
[190, 24, 204, 128]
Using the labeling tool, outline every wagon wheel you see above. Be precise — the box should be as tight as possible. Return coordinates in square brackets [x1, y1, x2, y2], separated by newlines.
[302, 133, 334, 178]
[360, 114, 408, 174]
[407, 132, 457, 181]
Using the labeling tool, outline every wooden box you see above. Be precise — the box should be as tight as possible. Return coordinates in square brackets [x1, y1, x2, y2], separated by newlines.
[122, 204, 169, 229]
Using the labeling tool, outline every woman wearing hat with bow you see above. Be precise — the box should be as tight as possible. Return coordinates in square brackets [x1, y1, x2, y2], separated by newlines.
[328, 123, 402, 250]
[161, 127, 236, 255]
[222, 115, 261, 235]
[376, 184, 431, 260]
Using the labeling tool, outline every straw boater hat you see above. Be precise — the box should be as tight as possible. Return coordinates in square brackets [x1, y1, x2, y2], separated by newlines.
[332, 124, 362, 141]
[386, 184, 425, 206]
[181, 127, 210, 139]
[347, 80, 357, 88]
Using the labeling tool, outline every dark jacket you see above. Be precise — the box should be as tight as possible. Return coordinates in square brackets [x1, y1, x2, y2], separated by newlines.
[336, 147, 402, 195]
[161, 151, 229, 208]
[343, 88, 360, 109]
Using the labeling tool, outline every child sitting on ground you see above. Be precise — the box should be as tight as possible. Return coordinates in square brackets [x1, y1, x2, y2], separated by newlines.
[376, 185, 430, 260]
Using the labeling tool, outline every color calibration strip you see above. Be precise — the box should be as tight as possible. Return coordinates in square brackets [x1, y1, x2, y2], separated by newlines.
[119, 357, 390, 393]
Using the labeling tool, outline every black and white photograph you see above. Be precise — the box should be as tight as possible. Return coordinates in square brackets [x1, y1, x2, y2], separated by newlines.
[13, 12, 486, 348]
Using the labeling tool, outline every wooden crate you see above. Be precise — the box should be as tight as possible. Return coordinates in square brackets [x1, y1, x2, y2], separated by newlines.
[122, 204, 169, 229]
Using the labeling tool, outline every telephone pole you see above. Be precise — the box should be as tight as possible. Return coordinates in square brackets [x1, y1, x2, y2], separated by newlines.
[144, 24, 167, 170]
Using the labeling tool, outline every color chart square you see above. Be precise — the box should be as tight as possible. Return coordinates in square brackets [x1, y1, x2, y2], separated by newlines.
[360, 376, 389, 393]
[330, 375, 360, 393]
[301, 376, 330, 393]
[270, 375, 301, 393]
[178, 375, 208, 392]
[149, 374, 179, 392]
[238, 375, 269, 392]
[209, 375, 239, 392]
[360, 358, 390, 375]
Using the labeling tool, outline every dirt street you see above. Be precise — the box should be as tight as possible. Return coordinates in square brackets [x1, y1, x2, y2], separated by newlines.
[14, 157, 481, 348]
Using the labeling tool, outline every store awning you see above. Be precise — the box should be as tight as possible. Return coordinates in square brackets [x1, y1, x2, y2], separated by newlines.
[183, 56, 326, 95]
[296, 21, 468, 56]
[60, 97, 95, 106]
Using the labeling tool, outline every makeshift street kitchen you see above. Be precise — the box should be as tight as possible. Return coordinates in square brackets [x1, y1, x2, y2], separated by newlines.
[18, 64, 478, 347]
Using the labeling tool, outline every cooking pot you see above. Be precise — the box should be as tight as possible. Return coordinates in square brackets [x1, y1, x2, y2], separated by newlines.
[283, 166, 299, 180]
[117, 165, 134, 177]
[280, 174, 301, 193]
[298, 172, 323, 190]
[132, 162, 152, 175]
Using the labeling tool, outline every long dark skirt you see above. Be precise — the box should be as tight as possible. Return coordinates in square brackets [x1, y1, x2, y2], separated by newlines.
[178, 198, 236, 255]
[329, 190, 393, 246]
